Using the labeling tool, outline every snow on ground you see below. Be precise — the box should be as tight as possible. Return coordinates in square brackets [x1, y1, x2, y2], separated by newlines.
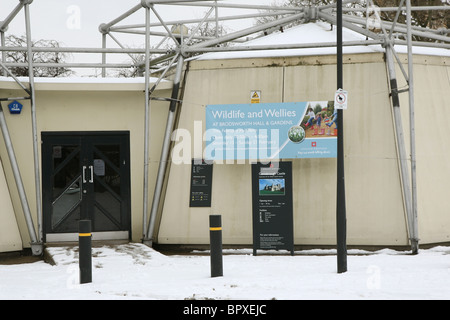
[0, 243, 450, 300]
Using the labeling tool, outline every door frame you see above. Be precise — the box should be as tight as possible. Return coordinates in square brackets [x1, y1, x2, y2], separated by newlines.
[41, 131, 131, 242]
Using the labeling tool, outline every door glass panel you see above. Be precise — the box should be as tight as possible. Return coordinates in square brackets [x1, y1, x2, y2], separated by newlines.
[51, 145, 81, 232]
[93, 144, 122, 230]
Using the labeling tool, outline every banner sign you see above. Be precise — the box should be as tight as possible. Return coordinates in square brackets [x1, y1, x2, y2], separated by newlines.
[252, 161, 294, 255]
[205, 102, 337, 161]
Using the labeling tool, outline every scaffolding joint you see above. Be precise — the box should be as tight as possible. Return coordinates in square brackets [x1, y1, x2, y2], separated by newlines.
[141, 0, 154, 9]
[0, 22, 8, 33]
[304, 6, 318, 22]
[30, 241, 43, 256]
[98, 23, 110, 35]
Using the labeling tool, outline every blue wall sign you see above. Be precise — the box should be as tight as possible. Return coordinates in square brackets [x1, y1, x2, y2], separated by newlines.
[205, 102, 337, 161]
[8, 100, 23, 114]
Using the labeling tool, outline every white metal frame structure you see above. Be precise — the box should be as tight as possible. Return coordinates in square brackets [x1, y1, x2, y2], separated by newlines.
[0, 0, 449, 255]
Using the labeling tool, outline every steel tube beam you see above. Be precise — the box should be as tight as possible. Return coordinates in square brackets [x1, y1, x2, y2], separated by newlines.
[342, 5, 450, 12]
[406, 0, 419, 254]
[144, 0, 221, 4]
[0, 96, 30, 101]
[0, 61, 31, 94]
[2, 62, 134, 68]
[0, 46, 166, 54]
[102, 34, 107, 77]
[318, 10, 382, 41]
[142, 6, 151, 241]
[0, 2, 25, 32]
[1, 31, 6, 76]
[144, 54, 185, 246]
[99, 3, 142, 32]
[109, 11, 297, 30]
[341, 13, 450, 43]
[188, 11, 306, 50]
[24, 3, 43, 255]
[166, 2, 303, 11]
[385, 45, 414, 253]
[183, 39, 385, 53]
[0, 102, 39, 253]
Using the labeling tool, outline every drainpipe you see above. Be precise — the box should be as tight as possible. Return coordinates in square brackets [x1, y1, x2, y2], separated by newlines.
[144, 54, 184, 247]
[0, 102, 40, 254]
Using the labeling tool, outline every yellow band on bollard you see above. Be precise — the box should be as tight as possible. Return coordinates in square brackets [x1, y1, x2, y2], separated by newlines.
[210, 227, 222, 231]
[79, 233, 92, 237]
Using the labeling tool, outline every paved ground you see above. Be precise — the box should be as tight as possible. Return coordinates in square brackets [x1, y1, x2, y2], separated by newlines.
[0, 250, 42, 265]
[0, 240, 130, 265]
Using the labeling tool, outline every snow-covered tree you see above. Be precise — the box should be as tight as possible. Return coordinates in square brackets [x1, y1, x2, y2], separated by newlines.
[4, 35, 73, 77]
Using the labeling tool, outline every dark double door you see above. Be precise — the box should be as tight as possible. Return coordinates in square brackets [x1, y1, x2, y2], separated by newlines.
[42, 132, 131, 241]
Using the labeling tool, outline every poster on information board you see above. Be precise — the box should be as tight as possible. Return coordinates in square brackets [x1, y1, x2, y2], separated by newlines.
[251, 161, 294, 255]
[189, 159, 213, 207]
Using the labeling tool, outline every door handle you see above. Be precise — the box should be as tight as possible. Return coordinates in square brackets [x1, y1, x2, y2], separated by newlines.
[82, 166, 87, 183]
[89, 165, 94, 183]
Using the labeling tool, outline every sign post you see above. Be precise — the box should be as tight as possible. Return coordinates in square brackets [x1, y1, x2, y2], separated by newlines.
[336, 0, 348, 274]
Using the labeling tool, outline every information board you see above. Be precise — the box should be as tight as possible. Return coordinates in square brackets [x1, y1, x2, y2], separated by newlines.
[251, 161, 294, 255]
[189, 159, 213, 207]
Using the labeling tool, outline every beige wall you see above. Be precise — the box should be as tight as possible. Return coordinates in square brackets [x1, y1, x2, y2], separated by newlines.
[0, 79, 172, 248]
[395, 56, 450, 244]
[1, 51, 449, 251]
[158, 53, 412, 247]
[0, 158, 22, 252]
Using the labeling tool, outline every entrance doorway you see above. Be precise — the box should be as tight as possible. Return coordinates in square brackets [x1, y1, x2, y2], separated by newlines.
[42, 132, 131, 242]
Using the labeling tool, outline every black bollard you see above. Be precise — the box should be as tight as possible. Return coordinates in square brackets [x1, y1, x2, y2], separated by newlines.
[79, 220, 92, 284]
[209, 215, 223, 277]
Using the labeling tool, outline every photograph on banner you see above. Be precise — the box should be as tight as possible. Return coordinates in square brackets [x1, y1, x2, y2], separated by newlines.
[205, 101, 337, 161]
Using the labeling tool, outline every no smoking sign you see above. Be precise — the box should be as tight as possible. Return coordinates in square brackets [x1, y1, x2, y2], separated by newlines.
[335, 89, 348, 110]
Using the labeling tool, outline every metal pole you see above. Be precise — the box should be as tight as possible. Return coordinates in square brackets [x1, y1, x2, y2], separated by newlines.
[0, 31, 6, 77]
[101, 33, 107, 78]
[336, 0, 347, 274]
[79, 220, 92, 284]
[385, 45, 415, 252]
[0, 61, 31, 94]
[406, 0, 419, 254]
[0, 102, 39, 252]
[209, 215, 223, 278]
[24, 2, 43, 254]
[144, 54, 185, 246]
[99, 3, 142, 31]
[0, 1, 25, 32]
[142, 4, 151, 240]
